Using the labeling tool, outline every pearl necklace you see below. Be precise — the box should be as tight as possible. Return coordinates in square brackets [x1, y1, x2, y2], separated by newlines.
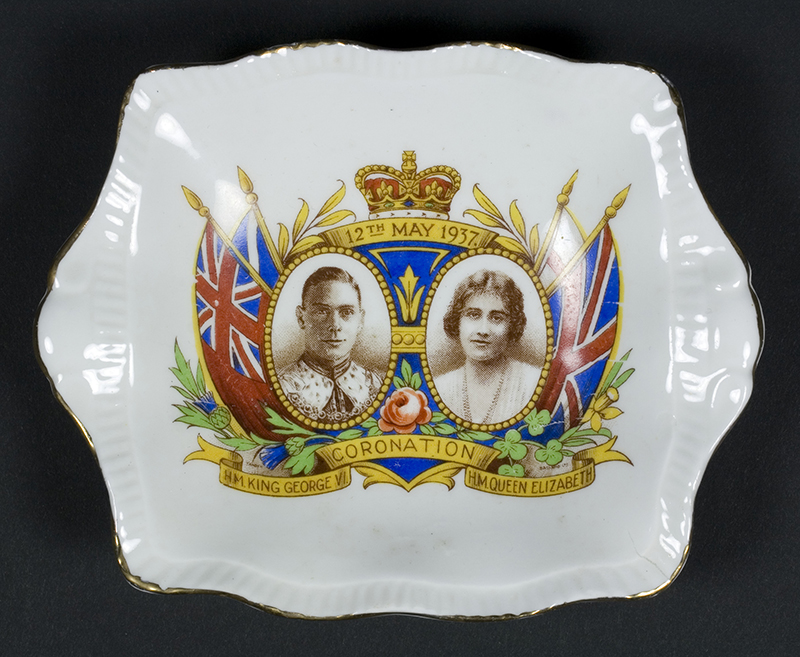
[462, 367, 504, 424]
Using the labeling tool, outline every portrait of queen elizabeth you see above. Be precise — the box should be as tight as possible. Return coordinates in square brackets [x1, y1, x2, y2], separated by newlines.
[433, 269, 542, 424]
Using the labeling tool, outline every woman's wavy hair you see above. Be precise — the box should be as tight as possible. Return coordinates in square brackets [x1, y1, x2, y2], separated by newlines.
[443, 269, 526, 343]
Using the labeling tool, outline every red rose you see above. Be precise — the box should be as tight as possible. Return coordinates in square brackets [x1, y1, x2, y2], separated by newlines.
[378, 388, 433, 434]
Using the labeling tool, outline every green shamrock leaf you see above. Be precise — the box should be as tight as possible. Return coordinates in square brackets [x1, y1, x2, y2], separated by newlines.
[534, 439, 564, 466]
[524, 408, 551, 436]
[498, 463, 525, 477]
[493, 429, 527, 461]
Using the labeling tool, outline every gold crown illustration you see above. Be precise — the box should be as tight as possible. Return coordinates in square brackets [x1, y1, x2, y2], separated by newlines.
[354, 151, 461, 219]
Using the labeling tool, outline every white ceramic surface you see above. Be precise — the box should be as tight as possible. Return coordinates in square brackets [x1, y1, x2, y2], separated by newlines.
[37, 42, 761, 618]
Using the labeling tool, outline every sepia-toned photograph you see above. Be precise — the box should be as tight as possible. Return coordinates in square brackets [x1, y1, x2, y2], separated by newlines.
[270, 255, 391, 423]
[426, 255, 548, 424]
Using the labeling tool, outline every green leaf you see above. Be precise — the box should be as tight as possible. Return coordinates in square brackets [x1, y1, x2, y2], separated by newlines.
[173, 404, 216, 431]
[524, 408, 551, 436]
[433, 423, 457, 435]
[216, 435, 257, 451]
[545, 451, 564, 466]
[410, 373, 422, 390]
[249, 433, 280, 446]
[560, 427, 578, 441]
[601, 350, 631, 391]
[393, 376, 405, 390]
[499, 463, 525, 477]
[172, 341, 199, 396]
[400, 359, 413, 383]
[497, 463, 525, 477]
[335, 428, 364, 441]
[562, 437, 596, 447]
[169, 366, 197, 399]
[467, 430, 496, 442]
[494, 442, 511, 459]
[195, 362, 206, 395]
[561, 449, 575, 457]
[430, 412, 448, 423]
[504, 429, 522, 443]
[508, 443, 527, 461]
[171, 386, 194, 400]
[534, 445, 564, 466]
[522, 440, 545, 449]
[262, 406, 315, 437]
[367, 426, 382, 436]
[361, 417, 378, 429]
[285, 444, 323, 475]
[419, 424, 435, 435]
[534, 438, 565, 466]
[613, 368, 634, 388]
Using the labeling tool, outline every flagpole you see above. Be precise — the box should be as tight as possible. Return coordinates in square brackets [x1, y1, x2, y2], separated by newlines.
[534, 170, 579, 274]
[544, 186, 630, 298]
[181, 186, 272, 292]
[236, 168, 285, 274]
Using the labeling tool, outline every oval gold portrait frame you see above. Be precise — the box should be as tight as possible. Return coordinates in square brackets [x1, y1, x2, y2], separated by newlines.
[420, 248, 555, 432]
[264, 247, 397, 432]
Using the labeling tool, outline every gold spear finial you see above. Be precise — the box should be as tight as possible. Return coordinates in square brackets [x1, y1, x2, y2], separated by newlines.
[556, 170, 579, 208]
[181, 186, 207, 214]
[233, 167, 282, 272]
[534, 170, 580, 273]
[180, 183, 271, 291]
[237, 167, 259, 205]
[544, 184, 631, 297]
[603, 185, 630, 219]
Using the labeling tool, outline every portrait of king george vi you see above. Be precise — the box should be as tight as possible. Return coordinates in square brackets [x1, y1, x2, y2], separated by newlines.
[428, 262, 547, 425]
[276, 265, 385, 423]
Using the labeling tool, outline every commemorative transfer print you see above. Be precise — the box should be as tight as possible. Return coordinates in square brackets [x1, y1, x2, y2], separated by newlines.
[174, 152, 635, 497]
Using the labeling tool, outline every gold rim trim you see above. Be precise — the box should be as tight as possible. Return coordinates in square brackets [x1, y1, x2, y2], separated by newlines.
[264, 247, 398, 431]
[420, 248, 554, 432]
[114, 531, 692, 621]
[33, 38, 762, 621]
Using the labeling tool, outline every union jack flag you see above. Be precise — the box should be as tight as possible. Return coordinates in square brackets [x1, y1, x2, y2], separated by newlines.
[194, 213, 283, 439]
[538, 208, 620, 433]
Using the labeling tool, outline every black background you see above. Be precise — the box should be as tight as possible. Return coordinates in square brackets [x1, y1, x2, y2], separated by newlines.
[2, 1, 797, 654]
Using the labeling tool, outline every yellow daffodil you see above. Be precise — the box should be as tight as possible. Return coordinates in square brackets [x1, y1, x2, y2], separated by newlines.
[582, 387, 623, 432]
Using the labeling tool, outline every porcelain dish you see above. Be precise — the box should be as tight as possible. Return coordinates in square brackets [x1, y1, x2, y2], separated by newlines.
[37, 42, 761, 618]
